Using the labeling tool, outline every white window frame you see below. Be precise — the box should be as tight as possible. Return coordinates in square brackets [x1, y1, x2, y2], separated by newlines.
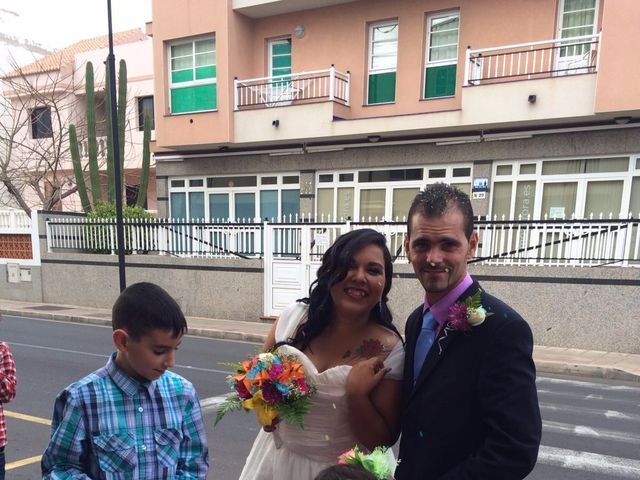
[367, 20, 399, 104]
[167, 36, 217, 115]
[556, 0, 599, 40]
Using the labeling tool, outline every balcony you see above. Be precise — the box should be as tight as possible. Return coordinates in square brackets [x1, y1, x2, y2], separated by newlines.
[234, 67, 350, 110]
[463, 34, 600, 86]
[232, 0, 359, 18]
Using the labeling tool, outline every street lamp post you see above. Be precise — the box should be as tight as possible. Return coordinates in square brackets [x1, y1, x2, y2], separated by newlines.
[106, 0, 126, 292]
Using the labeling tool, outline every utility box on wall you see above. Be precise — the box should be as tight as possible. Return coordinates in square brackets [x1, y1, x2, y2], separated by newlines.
[7, 263, 20, 283]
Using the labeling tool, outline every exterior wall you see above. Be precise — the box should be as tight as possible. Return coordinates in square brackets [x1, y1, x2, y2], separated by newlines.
[151, 0, 232, 149]
[594, 0, 640, 114]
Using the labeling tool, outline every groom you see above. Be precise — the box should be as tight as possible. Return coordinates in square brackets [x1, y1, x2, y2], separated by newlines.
[395, 183, 541, 480]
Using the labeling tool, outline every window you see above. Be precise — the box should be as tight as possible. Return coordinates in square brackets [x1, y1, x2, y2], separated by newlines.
[137, 96, 155, 131]
[367, 21, 398, 104]
[269, 38, 292, 79]
[557, 0, 597, 67]
[31, 107, 52, 139]
[169, 37, 217, 114]
[424, 12, 459, 98]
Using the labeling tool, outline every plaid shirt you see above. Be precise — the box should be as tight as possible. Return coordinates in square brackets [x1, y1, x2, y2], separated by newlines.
[42, 353, 208, 479]
[0, 342, 17, 448]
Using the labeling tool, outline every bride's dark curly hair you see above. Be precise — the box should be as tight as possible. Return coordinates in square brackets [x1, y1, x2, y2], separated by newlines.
[283, 228, 403, 352]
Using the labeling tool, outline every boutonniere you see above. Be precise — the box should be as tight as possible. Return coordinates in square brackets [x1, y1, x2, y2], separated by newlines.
[447, 290, 493, 332]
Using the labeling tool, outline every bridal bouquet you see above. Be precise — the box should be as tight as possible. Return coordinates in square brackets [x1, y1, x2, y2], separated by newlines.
[339, 446, 396, 480]
[214, 349, 315, 429]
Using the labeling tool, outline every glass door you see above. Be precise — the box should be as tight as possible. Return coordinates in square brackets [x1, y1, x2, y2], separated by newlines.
[556, 0, 597, 73]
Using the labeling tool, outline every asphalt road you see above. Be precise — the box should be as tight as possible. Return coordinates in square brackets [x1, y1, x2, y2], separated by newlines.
[3, 315, 640, 479]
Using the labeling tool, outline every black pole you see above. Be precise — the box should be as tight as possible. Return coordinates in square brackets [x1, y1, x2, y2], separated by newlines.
[107, 0, 126, 292]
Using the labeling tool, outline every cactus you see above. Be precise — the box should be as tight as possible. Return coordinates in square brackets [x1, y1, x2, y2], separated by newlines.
[104, 61, 115, 203]
[117, 59, 127, 198]
[69, 125, 92, 212]
[85, 62, 102, 204]
[136, 113, 151, 208]
[69, 58, 151, 213]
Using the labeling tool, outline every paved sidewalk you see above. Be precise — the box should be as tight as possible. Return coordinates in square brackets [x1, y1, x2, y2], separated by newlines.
[2, 299, 639, 382]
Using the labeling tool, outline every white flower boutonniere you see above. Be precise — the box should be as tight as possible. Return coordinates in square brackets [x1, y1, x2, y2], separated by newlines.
[447, 291, 493, 332]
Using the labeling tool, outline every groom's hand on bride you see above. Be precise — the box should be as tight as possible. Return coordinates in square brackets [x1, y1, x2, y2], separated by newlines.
[346, 357, 391, 398]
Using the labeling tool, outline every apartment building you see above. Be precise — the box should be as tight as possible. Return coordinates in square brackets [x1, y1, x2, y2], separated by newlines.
[1, 29, 157, 212]
[150, 0, 640, 223]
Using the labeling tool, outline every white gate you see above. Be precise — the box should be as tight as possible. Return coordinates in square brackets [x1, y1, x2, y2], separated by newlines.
[263, 223, 350, 316]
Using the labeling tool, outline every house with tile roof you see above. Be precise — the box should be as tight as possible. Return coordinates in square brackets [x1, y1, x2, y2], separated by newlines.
[1, 28, 157, 213]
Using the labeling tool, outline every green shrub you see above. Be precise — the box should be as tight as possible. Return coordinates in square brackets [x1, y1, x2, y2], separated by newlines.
[85, 202, 155, 254]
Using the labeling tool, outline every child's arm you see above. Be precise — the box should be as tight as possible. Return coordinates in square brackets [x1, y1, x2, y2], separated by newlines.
[42, 390, 92, 479]
[0, 343, 16, 403]
[176, 388, 209, 479]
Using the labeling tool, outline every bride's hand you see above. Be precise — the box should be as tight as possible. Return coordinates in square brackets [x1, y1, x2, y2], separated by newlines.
[346, 357, 391, 398]
[263, 417, 281, 433]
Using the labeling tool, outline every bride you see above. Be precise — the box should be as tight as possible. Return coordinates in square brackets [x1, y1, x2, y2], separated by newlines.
[239, 228, 404, 479]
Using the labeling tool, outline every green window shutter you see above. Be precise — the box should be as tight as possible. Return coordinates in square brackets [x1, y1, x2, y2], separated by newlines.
[368, 71, 396, 104]
[272, 42, 291, 56]
[195, 65, 216, 80]
[171, 84, 217, 114]
[172, 69, 193, 83]
[425, 64, 456, 98]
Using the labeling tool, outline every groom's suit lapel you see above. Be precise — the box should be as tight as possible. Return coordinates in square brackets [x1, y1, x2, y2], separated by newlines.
[410, 281, 482, 399]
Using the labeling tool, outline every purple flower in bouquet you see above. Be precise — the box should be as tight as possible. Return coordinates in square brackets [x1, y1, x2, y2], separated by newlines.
[262, 381, 284, 404]
[448, 302, 471, 332]
[268, 363, 284, 379]
[235, 381, 252, 400]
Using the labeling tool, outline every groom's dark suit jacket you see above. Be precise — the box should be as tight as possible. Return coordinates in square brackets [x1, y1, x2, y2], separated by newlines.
[395, 281, 541, 480]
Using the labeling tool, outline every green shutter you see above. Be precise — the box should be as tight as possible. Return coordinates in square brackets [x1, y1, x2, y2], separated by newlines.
[195, 65, 216, 80]
[171, 69, 193, 84]
[272, 41, 291, 56]
[424, 64, 457, 98]
[171, 84, 217, 113]
[368, 72, 396, 104]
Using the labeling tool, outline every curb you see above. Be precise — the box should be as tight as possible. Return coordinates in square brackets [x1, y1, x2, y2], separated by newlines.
[535, 361, 640, 383]
[3, 309, 639, 382]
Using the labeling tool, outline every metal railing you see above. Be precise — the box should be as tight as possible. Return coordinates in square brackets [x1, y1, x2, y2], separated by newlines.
[234, 66, 350, 110]
[0, 209, 31, 233]
[464, 34, 600, 86]
[45, 214, 640, 267]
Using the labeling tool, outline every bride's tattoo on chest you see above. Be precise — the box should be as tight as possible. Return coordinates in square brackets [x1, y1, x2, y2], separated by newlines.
[343, 338, 390, 361]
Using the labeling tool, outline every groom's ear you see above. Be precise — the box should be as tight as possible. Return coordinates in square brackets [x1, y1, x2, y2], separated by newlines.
[404, 235, 411, 262]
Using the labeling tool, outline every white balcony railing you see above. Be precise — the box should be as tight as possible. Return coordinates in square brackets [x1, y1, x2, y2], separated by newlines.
[234, 66, 350, 110]
[464, 33, 600, 86]
[0, 209, 31, 233]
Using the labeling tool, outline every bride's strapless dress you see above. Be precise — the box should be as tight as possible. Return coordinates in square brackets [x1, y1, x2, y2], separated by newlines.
[239, 302, 404, 480]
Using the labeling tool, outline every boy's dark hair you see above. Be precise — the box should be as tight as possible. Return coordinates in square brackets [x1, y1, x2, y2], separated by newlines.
[407, 182, 475, 239]
[314, 464, 377, 480]
[112, 282, 187, 340]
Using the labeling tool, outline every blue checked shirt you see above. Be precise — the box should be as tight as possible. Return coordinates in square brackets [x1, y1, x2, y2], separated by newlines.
[42, 353, 208, 479]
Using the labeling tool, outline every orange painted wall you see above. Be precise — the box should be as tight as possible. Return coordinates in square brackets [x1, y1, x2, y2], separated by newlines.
[151, 0, 231, 149]
[594, 0, 640, 113]
[244, 0, 560, 118]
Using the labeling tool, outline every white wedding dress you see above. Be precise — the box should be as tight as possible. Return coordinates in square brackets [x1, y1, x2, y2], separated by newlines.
[239, 302, 405, 480]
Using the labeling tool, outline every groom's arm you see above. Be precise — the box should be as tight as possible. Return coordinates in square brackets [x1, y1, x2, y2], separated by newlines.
[438, 316, 542, 480]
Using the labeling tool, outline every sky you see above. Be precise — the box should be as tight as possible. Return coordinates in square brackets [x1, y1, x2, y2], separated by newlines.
[1, 0, 152, 50]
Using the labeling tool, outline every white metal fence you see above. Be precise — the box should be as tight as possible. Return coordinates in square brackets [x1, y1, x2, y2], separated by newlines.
[464, 34, 600, 85]
[45, 214, 640, 267]
[234, 66, 350, 110]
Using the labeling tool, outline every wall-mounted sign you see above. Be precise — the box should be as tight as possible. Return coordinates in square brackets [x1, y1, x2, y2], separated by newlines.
[472, 176, 489, 191]
[314, 232, 329, 248]
[472, 191, 486, 200]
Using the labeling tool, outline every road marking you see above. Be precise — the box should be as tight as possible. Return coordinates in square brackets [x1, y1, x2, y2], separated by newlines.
[538, 445, 640, 478]
[543, 420, 640, 444]
[4, 410, 51, 426]
[8, 342, 229, 374]
[538, 376, 640, 393]
[6, 454, 42, 471]
[200, 394, 233, 413]
[540, 402, 640, 423]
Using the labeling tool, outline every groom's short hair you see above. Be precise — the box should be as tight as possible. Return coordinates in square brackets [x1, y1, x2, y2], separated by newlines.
[407, 183, 474, 239]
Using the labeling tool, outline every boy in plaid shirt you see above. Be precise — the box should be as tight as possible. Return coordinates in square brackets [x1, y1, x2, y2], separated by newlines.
[42, 282, 209, 479]
[0, 338, 17, 480]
